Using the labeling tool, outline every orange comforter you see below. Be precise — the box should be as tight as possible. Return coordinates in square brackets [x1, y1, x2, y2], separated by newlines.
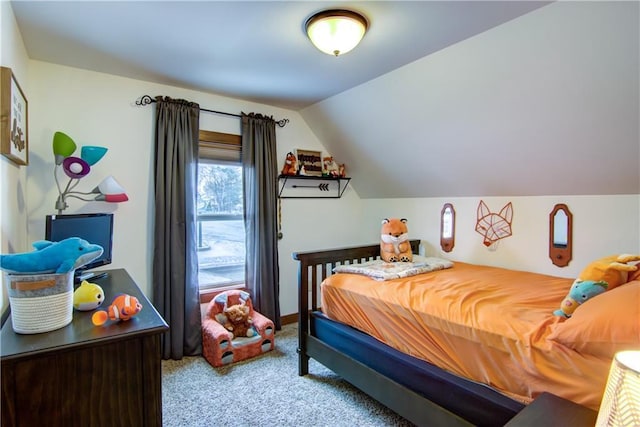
[321, 262, 614, 410]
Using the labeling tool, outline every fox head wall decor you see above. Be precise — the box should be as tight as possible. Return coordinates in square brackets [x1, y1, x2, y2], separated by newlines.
[475, 200, 513, 248]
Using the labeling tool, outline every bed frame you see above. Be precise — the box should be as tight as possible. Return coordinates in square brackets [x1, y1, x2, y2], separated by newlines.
[294, 241, 524, 427]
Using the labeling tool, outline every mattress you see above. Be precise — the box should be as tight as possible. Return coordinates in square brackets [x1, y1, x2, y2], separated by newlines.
[321, 261, 623, 410]
[311, 311, 524, 425]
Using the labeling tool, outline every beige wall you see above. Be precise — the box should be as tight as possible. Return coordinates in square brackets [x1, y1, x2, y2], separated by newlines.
[359, 195, 639, 280]
[1, 1, 31, 315]
[301, 2, 639, 199]
[24, 61, 364, 317]
[3, 2, 639, 320]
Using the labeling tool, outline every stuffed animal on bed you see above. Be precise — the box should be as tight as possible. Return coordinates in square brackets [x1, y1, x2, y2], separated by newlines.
[380, 218, 413, 262]
[553, 254, 640, 317]
[553, 280, 608, 317]
[576, 254, 640, 290]
[219, 301, 255, 338]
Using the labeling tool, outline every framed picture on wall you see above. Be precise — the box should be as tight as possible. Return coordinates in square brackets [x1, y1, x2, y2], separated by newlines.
[1, 66, 29, 166]
[295, 149, 322, 176]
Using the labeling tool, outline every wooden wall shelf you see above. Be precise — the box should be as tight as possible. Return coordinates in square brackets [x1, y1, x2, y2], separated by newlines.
[278, 175, 351, 199]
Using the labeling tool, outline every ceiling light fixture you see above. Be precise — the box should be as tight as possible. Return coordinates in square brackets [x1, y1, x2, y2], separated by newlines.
[305, 9, 368, 57]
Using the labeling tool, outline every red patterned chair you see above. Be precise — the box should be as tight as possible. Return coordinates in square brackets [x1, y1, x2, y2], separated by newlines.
[202, 290, 275, 367]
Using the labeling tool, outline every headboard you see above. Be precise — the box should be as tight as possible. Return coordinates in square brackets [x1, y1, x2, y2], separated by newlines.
[292, 239, 421, 373]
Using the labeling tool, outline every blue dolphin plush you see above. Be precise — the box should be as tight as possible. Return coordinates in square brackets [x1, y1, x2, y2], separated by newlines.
[0, 237, 103, 274]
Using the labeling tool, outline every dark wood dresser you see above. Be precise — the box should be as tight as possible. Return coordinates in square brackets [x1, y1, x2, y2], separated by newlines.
[1, 269, 168, 426]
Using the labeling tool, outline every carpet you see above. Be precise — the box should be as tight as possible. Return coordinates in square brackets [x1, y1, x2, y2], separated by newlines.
[162, 323, 414, 426]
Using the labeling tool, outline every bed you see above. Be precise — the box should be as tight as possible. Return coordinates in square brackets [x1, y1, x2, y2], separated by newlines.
[294, 241, 640, 426]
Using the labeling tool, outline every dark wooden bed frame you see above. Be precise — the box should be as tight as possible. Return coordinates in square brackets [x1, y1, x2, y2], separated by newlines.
[294, 241, 523, 427]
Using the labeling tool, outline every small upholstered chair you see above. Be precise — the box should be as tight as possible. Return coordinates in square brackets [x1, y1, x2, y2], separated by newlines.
[202, 290, 275, 367]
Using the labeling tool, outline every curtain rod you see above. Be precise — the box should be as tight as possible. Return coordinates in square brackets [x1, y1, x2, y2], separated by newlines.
[135, 95, 289, 128]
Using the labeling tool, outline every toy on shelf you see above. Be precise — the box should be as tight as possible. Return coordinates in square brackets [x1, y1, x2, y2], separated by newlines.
[73, 280, 105, 311]
[322, 156, 340, 177]
[280, 152, 297, 176]
[92, 293, 142, 326]
[0, 237, 103, 274]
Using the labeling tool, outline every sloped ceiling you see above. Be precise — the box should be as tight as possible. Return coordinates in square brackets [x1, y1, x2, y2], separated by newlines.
[10, 1, 640, 198]
[11, 1, 550, 110]
[301, 1, 640, 198]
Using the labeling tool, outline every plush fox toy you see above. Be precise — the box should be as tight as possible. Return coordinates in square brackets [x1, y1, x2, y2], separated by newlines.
[281, 152, 297, 176]
[380, 218, 413, 262]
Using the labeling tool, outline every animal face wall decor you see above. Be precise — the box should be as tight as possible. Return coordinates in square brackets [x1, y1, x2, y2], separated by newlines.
[475, 201, 513, 248]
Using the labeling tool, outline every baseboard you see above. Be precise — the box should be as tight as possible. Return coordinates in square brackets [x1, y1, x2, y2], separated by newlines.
[280, 313, 297, 325]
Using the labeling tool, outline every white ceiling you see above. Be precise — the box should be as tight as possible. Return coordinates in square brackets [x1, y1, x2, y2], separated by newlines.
[11, 0, 550, 110]
[11, 1, 639, 199]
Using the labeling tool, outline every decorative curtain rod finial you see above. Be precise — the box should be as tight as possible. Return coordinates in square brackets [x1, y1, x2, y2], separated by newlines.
[136, 95, 154, 106]
[135, 94, 289, 127]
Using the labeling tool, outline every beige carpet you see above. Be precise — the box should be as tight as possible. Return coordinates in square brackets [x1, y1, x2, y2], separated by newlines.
[162, 323, 414, 426]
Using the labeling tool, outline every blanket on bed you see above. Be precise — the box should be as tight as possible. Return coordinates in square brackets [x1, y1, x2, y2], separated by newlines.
[333, 255, 453, 281]
[322, 262, 639, 410]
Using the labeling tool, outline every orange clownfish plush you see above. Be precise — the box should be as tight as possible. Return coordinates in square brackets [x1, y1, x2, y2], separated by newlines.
[92, 293, 142, 326]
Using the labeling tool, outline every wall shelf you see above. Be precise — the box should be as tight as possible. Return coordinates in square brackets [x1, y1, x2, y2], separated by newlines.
[278, 175, 351, 199]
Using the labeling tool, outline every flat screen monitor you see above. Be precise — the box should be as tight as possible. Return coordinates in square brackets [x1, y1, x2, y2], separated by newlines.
[45, 213, 113, 279]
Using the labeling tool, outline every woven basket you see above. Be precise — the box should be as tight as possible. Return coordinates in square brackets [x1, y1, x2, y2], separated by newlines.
[5, 272, 74, 334]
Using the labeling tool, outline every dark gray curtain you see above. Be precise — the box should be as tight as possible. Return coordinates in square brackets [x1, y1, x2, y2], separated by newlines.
[241, 113, 281, 329]
[152, 96, 202, 359]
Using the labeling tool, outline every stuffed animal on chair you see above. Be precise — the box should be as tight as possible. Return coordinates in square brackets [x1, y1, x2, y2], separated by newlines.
[281, 152, 297, 176]
[380, 218, 413, 262]
[217, 300, 256, 338]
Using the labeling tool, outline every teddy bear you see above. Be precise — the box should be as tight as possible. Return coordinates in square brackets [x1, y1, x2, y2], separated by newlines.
[281, 152, 297, 176]
[553, 254, 640, 317]
[380, 218, 413, 262]
[221, 301, 255, 338]
[553, 280, 608, 317]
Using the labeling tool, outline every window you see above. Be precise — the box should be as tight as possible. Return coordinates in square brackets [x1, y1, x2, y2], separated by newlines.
[197, 131, 245, 292]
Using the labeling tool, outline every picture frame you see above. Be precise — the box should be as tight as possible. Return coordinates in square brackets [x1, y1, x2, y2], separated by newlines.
[295, 149, 322, 176]
[1, 67, 29, 166]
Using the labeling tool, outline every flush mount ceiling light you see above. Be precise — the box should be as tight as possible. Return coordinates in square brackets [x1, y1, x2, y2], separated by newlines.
[305, 9, 368, 57]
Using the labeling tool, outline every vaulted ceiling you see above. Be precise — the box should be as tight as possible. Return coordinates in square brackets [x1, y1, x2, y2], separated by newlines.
[10, 1, 640, 198]
[11, 1, 549, 110]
